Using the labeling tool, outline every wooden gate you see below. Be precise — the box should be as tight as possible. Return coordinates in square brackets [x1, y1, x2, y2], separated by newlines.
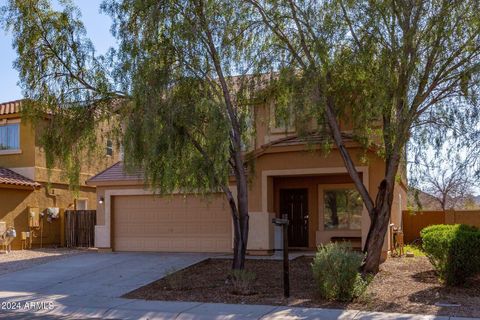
[65, 210, 96, 248]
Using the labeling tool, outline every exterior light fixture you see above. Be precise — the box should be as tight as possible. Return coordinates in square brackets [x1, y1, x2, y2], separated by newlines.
[99, 197, 104, 204]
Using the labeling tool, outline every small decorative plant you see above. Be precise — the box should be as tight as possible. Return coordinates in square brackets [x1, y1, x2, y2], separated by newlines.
[230, 269, 256, 295]
[312, 242, 367, 301]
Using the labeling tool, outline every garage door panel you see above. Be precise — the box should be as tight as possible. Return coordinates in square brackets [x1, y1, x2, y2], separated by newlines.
[113, 194, 232, 252]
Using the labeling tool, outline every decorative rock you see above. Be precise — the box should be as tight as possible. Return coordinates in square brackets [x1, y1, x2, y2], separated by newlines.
[406, 251, 415, 257]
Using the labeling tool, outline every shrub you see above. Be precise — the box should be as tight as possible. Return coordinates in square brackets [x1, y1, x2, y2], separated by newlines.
[230, 269, 256, 295]
[311, 242, 366, 301]
[421, 224, 480, 286]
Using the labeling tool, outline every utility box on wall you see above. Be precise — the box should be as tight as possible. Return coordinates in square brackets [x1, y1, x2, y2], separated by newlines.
[28, 207, 40, 228]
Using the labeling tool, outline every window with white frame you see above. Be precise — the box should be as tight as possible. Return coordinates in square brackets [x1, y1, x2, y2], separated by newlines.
[324, 189, 362, 230]
[0, 122, 20, 151]
[106, 139, 113, 156]
[270, 102, 295, 132]
[76, 199, 88, 210]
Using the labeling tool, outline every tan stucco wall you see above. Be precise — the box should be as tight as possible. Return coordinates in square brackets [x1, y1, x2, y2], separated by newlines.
[392, 183, 407, 227]
[93, 145, 391, 255]
[253, 101, 366, 149]
[244, 146, 389, 253]
[0, 184, 96, 250]
[33, 119, 119, 185]
[250, 147, 385, 212]
[0, 114, 118, 185]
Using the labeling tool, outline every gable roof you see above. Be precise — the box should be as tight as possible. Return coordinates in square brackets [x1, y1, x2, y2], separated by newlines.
[87, 161, 144, 185]
[262, 132, 355, 148]
[0, 167, 41, 189]
[0, 100, 22, 115]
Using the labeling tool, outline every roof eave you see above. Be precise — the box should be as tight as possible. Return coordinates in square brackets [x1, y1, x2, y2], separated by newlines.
[0, 183, 40, 190]
[86, 179, 145, 187]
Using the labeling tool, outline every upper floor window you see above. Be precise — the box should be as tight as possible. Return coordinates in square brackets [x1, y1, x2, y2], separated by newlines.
[0, 122, 20, 151]
[270, 103, 295, 133]
[106, 139, 113, 156]
[324, 188, 362, 230]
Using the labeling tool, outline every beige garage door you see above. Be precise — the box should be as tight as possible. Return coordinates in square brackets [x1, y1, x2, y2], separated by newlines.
[112, 194, 232, 252]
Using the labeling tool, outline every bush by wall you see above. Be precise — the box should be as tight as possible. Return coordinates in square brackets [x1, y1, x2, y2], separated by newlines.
[311, 242, 367, 301]
[421, 224, 480, 286]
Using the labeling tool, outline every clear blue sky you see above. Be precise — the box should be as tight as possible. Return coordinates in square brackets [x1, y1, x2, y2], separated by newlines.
[0, 0, 116, 102]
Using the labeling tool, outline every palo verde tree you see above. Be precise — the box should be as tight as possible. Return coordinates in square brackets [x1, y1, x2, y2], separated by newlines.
[2, 0, 260, 269]
[247, 0, 480, 273]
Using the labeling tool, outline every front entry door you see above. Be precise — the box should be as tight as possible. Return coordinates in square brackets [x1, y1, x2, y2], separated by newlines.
[280, 188, 309, 247]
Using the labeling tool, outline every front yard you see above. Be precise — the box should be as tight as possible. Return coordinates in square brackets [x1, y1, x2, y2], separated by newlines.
[125, 255, 480, 318]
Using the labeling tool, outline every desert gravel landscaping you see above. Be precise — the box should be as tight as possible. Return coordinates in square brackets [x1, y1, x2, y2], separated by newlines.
[126, 255, 480, 318]
[0, 248, 89, 275]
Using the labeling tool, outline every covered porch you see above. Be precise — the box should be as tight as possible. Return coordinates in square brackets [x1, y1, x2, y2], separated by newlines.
[246, 167, 371, 254]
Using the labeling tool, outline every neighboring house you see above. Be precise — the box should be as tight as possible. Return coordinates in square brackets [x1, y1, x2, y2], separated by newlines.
[0, 100, 118, 249]
[87, 101, 407, 258]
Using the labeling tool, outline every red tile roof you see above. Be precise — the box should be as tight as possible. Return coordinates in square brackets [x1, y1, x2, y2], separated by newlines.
[0, 100, 22, 115]
[87, 161, 144, 183]
[0, 168, 41, 188]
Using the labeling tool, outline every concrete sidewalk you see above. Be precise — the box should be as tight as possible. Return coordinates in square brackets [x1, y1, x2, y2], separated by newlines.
[2, 297, 477, 320]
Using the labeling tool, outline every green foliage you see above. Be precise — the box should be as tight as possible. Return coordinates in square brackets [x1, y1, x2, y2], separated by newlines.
[99, 0, 259, 194]
[311, 242, 366, 301]
[421, 224, 480, 286]
[1, 0, 120, 188]
[230, 269, 256, 295]
[1, 0, 259, 195]
[403, 244, 425, 257]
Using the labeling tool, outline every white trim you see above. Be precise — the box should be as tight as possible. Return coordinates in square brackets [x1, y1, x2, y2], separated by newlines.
[75, 198, 88, 210]
[318, 183, 365, 232]
[0, 149, 22, 155]
[0, 118, 21, 124]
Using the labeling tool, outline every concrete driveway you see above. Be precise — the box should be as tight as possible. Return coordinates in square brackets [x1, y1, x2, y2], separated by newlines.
[0, 252, 210, 317]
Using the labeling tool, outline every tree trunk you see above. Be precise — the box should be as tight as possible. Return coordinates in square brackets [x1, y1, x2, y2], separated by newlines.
[361, 180, 394, 274]
[232, 179, 249, 270]
[326, 192, 339, 226]
[361, 151, 400, 273]
[223, 179, 249, 270]
[196, 2, 250, 269]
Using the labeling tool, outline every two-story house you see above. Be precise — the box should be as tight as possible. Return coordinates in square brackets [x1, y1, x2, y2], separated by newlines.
[87, 99, 407, 258]
[0, 99, 118, 249]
